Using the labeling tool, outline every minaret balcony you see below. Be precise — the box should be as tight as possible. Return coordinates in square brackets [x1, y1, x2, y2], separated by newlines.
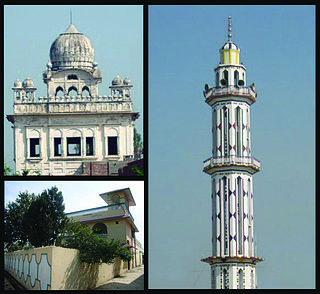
[201, 255, 264, 265]
[203, 155, 261, 174]
[204, 85, 256, 105]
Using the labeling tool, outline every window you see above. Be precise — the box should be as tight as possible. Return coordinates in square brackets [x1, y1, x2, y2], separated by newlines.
[67, 74, 78, 80]
[108, 136, 118, 155]
[67, 137, 81, 156]
[54, 138, 62, 156]
[30, 138, 40, 157]
[111, 194, 120, 204]
[92, 222, 107, 235]
[82, 86, 90, 97]
[238, 269, 244, 289]
[55, 86, 64, 97]
[220, 70, 228, 86]
[68, 86, 78, 97]
[234, 70, 239, 86]
[86, 137, 94, 156]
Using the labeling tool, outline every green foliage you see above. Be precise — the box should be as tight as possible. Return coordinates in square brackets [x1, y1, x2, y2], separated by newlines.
[4, 191, 36, 252]
[130, 165, 144, 176]
[23, 186, 68, 247]
[134, 128, 143, 158]
[4, 161, 20, 176]
[56, 221, 133, 264]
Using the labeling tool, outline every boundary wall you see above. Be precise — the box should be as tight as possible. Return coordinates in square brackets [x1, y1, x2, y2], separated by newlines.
[4, 246, 128, 290]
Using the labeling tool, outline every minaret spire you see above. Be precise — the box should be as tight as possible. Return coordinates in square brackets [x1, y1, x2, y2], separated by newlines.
[70, 9, 73, 25]
[228, 16, 232, 42]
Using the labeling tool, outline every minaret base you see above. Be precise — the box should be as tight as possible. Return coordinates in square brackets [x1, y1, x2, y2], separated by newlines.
[201, 256, 263, 289]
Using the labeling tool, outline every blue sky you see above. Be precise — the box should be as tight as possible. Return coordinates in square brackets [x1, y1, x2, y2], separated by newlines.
[149, 5, 315, 289]
[4, 181, 144, 249]
[4, 5, 143, 170]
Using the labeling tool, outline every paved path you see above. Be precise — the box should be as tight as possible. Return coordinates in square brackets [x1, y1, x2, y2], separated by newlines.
[93, 265, 144, 290]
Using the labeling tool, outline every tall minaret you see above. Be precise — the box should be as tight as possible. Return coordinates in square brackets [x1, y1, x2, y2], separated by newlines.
[201, 16, 264, 289]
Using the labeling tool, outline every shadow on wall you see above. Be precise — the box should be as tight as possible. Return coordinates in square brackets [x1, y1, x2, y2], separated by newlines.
[64, 257, 99, 290]
[63, 256, 123, 290]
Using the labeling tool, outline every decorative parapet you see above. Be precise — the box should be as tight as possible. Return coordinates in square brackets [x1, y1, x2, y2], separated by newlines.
[203, 155, 261, 174]
[13, 100, 134, 115]
[204, 85, 256, 105]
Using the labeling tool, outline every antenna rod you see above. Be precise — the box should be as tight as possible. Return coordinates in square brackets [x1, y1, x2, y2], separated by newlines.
[228, 16, 232, 41]
[70, 9, 73, 25]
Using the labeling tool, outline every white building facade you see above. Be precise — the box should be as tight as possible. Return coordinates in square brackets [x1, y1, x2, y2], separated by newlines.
[7, 24, 139, 175]
[201, 17, 263, 289]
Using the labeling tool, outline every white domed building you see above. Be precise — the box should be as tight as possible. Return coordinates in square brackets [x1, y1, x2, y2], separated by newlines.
[7, 24, 140, 176]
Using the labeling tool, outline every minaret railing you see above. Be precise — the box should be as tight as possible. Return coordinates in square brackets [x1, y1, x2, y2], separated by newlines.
[204, 85, 256, 101]
[203, 155, 261, 171]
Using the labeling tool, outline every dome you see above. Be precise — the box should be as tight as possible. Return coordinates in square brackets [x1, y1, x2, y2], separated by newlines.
[14, 79, 22, 88]
[22, 77, 34, 88]
[220, 41, 239, 52]
[49, 24, 94, 71]
[123, 77, 131, 85]
[112, 75, 123, 86]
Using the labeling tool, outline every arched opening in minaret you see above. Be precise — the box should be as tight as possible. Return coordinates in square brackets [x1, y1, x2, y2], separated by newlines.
[234, 70, 239, 86]
[238, 269, 244, 289]
[216, 72, 219, 88]
[220, 70, 228, 87]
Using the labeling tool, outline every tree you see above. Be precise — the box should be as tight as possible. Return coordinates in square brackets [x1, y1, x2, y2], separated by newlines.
[4, 191, 36, 251]
[56, 221, 132, 264]
[4, 161, 20, 176]
[23, 186, 68, 247]
[134, 128, 143, 159]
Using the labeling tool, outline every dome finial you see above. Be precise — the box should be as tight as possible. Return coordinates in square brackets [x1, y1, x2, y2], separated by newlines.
[70, 9, 73, 25]
[228, 16, 232, 42]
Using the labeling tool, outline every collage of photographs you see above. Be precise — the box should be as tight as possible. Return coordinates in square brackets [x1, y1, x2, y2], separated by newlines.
[4, 5, 315, 290]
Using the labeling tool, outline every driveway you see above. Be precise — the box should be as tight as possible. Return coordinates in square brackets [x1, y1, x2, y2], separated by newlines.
[93, 265, 144, 290]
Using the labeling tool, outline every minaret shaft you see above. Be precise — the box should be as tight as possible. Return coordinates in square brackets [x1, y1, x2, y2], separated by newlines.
[201, 17, 263, 289]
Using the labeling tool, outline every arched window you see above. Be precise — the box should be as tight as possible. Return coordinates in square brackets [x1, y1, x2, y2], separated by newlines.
[82, 86, 90, 98]
[221, 70, 228, 86]
[234, 70, 239, 86]
[68, 86, 78, 97]
[55, 86, 64, 97]
[92, 222, 107, 235]
[111, 194, 120, 204]
[216, 72, 219, 88]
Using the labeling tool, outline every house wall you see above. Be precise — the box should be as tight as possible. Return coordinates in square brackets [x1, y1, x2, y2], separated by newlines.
[4, 246, 128, 290]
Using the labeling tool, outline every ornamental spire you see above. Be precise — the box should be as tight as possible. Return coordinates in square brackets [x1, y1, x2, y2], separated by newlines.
[228, 16, 232, 42]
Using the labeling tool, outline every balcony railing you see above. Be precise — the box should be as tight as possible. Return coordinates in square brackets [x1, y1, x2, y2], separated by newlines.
[203, 155, 261, 172]
[204, 86, 256, 103]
